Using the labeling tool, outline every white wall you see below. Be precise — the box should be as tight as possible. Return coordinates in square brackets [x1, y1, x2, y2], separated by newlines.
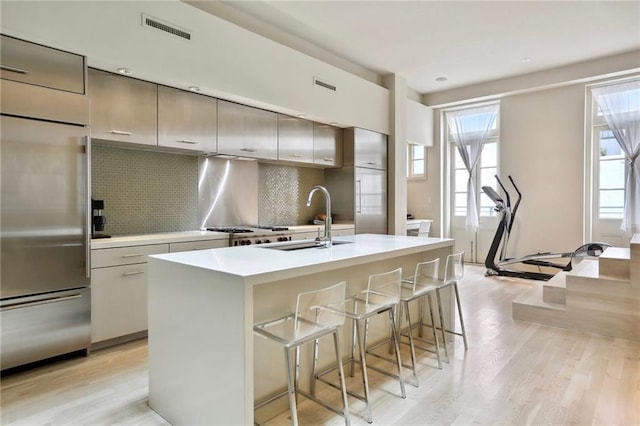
[499, 84, 586, 255]
[0, 1, 389, 134]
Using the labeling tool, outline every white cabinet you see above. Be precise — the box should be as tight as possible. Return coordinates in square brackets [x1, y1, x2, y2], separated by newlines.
[90, 243, 168, 344]
[313, 123, 342, 167]
[90, 238, 228, 347]
[88, 68, 158, 146]
[158, 85, 217, 153]
[406, 99, 433, 146]
[217, 100, 278, 160]
[278, 114, 314, 164]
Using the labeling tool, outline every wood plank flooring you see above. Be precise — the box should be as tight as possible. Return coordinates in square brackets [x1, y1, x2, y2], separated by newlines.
[1, 265, 638, 425]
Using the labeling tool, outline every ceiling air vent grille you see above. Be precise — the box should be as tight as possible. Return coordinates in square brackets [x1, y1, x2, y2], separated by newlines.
[142, 14, 191, 41]
[314, 77, 337, 92]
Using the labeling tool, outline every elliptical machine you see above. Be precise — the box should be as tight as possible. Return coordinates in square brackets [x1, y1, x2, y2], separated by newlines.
[482, 175, 610, 281]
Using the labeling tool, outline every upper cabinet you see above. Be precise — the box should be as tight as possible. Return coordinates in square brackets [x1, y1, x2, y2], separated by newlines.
[218, 100, 278, 160]
[313, 123, 342, 167]
[343, 128, 387, 170]
[1, 34, 85, 94]
[89, 68, 157, 146]
[158, 86, 217, 153]
[406, 99, 433, 146]
[278, 114, 314, 164]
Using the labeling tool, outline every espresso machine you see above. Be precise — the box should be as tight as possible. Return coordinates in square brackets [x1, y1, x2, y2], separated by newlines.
[92, 198, 110, 239]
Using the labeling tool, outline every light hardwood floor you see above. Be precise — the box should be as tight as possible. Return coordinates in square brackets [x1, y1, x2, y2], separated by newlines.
[1, 265, 638, 425]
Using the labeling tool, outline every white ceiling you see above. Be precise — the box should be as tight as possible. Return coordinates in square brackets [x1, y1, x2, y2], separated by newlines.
[197, 0, 640, 94]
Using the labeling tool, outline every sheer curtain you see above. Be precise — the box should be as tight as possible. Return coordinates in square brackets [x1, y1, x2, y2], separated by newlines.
[592, 80, 640, 233]
[446, 105, 498, 232]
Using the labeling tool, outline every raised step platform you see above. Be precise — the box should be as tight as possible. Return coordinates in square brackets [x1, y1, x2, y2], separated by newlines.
[512, 233, 640, 341]
[599, 247, 630, 280]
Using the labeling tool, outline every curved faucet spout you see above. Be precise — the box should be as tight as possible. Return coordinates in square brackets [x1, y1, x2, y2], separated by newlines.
[306, 185, 332, 247]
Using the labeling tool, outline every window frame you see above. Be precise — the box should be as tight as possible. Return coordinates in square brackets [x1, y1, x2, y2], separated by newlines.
[407, 143, 427, 180]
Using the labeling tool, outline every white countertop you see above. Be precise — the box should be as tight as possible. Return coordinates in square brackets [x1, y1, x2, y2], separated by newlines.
[91, 230, 229, 249]
[149, 233, 453, 286]
[90, 224, 355, 249]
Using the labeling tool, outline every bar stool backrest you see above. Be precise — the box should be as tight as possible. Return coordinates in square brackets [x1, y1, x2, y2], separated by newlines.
[294, 281, 346, 339]
[444, 252, 465, 284]
[412, 258, 440, 292]
[363, 268, 402, 307]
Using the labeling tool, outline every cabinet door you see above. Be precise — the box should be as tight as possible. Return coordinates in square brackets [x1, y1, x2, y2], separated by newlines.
[313, 123, 343, 167]
[158, 86, 217, 153]
[1, 34, 85, 94]
[91, 263, 148, 343]
[278, 115, 313, 163]
[218, 100, 278, 160]
[88, 68, 157, 146]
[354, 128, 387, 170]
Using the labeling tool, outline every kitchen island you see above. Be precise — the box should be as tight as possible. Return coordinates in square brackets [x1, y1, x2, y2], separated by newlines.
[147, 233, 454, 425]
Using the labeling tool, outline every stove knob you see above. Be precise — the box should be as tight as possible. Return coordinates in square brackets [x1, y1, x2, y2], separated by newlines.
[255, 240, 262, 244]
[246, 240, 252, 245]
[263, 239, 271, 244]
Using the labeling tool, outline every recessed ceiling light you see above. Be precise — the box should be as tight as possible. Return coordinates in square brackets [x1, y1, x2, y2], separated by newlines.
[297, 114, 307, 118]
[330, 122, 338, 126]
[116, 68, 133, 75]
[521, 57, 531, 63]
[435, 76, 448, 82]
[188, 86, 201, 92]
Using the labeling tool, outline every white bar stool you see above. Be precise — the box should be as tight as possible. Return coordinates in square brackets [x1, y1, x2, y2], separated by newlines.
[316, 268, 405, 424]
[395, 258, 443, 386]
[253, 281, 350, 426]
[435, 252, 468, 362]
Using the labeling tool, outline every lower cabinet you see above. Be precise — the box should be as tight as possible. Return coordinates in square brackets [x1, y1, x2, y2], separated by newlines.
[91, 263, 150, 344]
[90, 238, 228, 347]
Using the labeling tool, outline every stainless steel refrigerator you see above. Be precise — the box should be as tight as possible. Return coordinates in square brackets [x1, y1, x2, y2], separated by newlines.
[1, 115, 91, 370]
[325, 128, 388, 234]
[1, 36, 91, 370]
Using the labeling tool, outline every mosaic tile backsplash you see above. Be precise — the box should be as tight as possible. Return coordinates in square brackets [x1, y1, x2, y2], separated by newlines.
[91, 145, 198, 236]
[92, 145, 325, 236]
[258, 164, 324, 226]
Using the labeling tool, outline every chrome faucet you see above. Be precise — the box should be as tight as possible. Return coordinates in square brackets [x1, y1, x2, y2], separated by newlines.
[306, 185, 332, 248]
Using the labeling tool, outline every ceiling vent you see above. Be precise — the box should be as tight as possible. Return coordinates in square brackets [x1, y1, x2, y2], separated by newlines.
[313, 77, 337, 92]
[142, 13, 191, 41]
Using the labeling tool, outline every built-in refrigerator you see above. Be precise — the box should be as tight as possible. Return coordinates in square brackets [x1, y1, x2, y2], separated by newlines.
[325, 128, 388, 234]
[1, 34, 91, 370]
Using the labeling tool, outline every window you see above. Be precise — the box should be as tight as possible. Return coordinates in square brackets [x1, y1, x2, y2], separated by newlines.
[591, 80, 639, 220]
[447, 104, 500, 218]
[407, 143, 426, 179]
[597, 129, 625, 219]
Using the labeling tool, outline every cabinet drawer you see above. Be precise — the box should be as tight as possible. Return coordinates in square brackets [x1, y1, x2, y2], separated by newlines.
[91, 244, 168, 268]
[91, 264, 148, 343]
[1, 35, 85, 94]
[169, 239, 228, 252]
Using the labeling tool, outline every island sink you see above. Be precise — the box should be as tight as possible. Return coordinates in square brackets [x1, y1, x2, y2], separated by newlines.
[259, 240, 352, 251]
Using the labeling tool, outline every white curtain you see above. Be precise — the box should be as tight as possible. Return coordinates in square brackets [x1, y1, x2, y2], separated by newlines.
[592, 81, 640, 233]
[446, 105, 498, 232]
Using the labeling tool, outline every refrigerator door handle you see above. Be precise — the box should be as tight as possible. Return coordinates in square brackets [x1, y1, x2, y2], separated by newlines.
[85, 136, 91, 278]
[356, 180, 362, 214]
[1, 294, 82, 311]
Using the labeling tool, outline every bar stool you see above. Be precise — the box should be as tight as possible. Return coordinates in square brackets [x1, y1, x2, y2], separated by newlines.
[316, 268, 405, 424]
[253, 281, 350, 426]
[435, 252, 468, 362]
[395, 258, 443, 387]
